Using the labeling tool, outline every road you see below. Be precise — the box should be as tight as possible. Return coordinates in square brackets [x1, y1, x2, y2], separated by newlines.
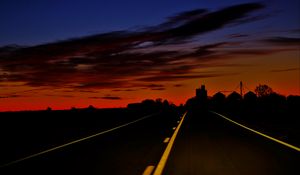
[0, 109, 299, 175]
[163, 110, 300, 175]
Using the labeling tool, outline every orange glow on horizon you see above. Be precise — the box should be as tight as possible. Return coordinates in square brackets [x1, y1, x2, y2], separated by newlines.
[0, 82, 299, 112]
[1, 50, 299, 112]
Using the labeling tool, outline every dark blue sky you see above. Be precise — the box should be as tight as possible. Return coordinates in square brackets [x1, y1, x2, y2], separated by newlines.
[0, 0, 299, 46]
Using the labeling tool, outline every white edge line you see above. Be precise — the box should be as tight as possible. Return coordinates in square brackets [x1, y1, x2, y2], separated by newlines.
[153, 112, 187, 175]
[210, 111, 300, 152]
[0, 112, 158, 168]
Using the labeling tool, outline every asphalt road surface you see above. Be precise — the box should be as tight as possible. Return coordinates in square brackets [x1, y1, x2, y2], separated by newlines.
[163, 110, 300, 175]
[1, 109, 299, 175]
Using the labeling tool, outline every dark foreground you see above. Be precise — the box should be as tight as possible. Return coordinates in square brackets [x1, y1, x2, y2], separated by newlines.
[0, 108, 299, 175]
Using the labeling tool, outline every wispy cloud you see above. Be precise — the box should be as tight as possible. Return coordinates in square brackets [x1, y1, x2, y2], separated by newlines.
[112, 89, 137, 92]
[270, 67, 300, 72]
[44, 94, 75, 98]
[264, 37, 300, 45]
[0, 2, 278, 92]
[227, 33, 249, 38]
[0, 94, 23, 98]
[173, 84, 184, 87]
[89, 96, 122, 100]
[150, 87, 166, 91]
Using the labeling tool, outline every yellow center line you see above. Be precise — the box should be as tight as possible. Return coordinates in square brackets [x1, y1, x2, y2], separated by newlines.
[142, 165, 155, 175]
[163, 137, 170, 143]
[210, 111, 300, 152]
[153, 112, 187, 175]
[0, 112, 158, 168]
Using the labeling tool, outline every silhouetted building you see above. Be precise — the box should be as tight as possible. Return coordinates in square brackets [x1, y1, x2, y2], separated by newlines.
[127, 103, 141, 109]
[196, 85, 207, 100]
[227, 91, 242, 102]
[244, 91, 257, 102]
[211, 92, 226, 110]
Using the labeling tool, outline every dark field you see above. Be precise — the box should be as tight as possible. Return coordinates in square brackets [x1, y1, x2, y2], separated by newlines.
[0, 105, 182, 175]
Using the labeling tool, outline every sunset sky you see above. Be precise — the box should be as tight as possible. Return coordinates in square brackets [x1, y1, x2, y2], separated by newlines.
[0, 0, 299, 111]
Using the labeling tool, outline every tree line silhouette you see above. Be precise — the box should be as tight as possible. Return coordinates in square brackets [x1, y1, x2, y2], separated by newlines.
[43, 84, 299, 120]
[186, 84, 300, 118]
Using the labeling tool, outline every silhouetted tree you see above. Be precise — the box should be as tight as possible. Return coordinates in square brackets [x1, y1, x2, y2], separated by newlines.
[287, 95, 300, 120]
[88, 105, 95, 109]
[255, 84, 273, 97]
[264, 93, 286, 109]
[127, 103, 141, 109]
[155, 98, 163, 106]
[185, 97, 197, 110]
[141, 99, 156, 107]
[287, 95, 300, 111]
[141, 99, 157, 112]
[163, 99, 169, 108]
[46, 107, 52, 111]
[128, 98, 172, 112]
[86, 105, 96, 112]
[71, 107, 77, 112]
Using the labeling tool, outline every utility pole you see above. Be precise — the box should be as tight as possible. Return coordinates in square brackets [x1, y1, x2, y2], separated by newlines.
[240, 81, 243, 97]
